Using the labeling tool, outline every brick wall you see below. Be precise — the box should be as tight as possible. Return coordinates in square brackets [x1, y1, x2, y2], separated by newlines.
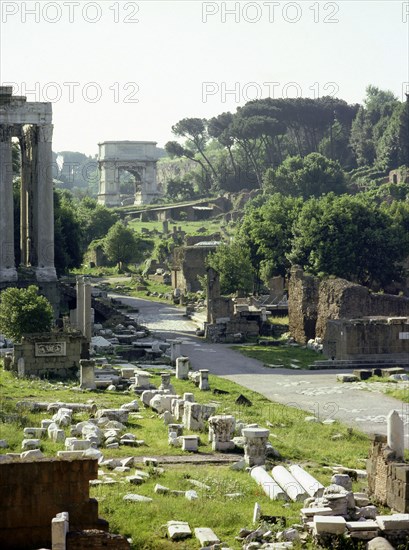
[367, 436, 409, 513]
[67, 530, 130, 549]
[0, 458, 106, 550]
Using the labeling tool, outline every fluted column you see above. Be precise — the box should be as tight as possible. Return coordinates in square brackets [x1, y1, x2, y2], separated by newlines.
[0, 124, 17, 282]
[35, 123, 56, 281]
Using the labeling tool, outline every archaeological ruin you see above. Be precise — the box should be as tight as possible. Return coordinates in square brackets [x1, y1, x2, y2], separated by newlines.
[97, 141, 162, 207]
[0, 86, 57, 289]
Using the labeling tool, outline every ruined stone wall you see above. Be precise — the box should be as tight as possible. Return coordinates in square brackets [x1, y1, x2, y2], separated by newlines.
[367, 436, 409, 513]
[324, 317, 409, 360]
[288, 266, 320, 344]
[289, 268, 409, 343]
[13, 331, 87, 378]
[0, 458, 103, 550]
[67, 530, 130, 549]
[173, 245, 217, 293]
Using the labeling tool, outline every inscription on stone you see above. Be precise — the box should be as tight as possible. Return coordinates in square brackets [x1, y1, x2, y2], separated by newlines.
[35, 342, 66, 357]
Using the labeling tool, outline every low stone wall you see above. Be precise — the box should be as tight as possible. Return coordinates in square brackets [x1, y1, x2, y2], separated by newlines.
[13, 331, 87, 378]
[0, 458, 105, 550]
[323, 317, 409, 360]
[67, 530, 130, 549]
[367, 435, 409, 513]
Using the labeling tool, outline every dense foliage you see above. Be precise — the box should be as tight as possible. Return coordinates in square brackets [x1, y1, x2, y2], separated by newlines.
[0, 286, 53, 341]
[164, 87, 408, 197]
[103, 222, 144, 270]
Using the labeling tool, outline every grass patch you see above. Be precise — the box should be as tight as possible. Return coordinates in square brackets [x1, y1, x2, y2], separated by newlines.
[385, 388, 409, 403]
[0, 365, 370, 548]
[232, 343, 322, 370]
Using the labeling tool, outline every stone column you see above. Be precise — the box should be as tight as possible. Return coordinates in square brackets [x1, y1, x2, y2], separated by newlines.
[0, 124, 17, 282]
[250, 466, 286, 501]
[51, 511, 69, 550]
[35, 123, 57, 281]
[76, 277, 85, 333]
[199, 369, 210, 391]
[176, 356, 190, 380]
[387, 409, 404, 460]
[83, 278, 92, 341]
[271, 465, 307, 502]
[208, 415, 236, 451]
[80, 359, 96, 390]
[242, 427, 270, 467]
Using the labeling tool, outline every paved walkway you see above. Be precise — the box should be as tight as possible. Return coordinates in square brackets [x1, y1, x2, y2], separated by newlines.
[112, 294, 409, 445]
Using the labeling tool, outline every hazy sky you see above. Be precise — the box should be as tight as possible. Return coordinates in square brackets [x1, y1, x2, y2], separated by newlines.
[1, 0, 408, 155]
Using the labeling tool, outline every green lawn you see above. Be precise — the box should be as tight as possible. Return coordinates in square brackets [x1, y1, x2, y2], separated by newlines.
[0, 365, 370, 549]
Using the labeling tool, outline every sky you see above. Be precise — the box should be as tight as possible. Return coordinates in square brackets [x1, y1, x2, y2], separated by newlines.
[1, 0, 408, 156]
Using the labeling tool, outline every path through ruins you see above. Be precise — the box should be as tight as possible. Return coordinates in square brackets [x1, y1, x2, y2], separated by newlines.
[112, 294, 409, 446]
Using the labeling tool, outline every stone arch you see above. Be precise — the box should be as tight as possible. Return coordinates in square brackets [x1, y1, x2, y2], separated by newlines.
[97, 141, 162, 207]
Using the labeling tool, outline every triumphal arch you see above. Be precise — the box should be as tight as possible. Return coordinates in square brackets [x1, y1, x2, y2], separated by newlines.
[0, 86, 57, 283]
[97, 141, 162, 207]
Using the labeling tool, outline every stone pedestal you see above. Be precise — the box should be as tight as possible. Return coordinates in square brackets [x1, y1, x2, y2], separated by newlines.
[208, 415, 236, 451]
[135, 372, 150, 388]
[159, 372, 175, 393]
[176, 356, 190, 380]
[387, 409, 404, 460]
[80, 360, 96, 390]
[169, 339, 182, 364]
[181, 435, 198, 452]
[183, 393, 195, 402]
[199, 369, 210, 391]
[242, 427, 269, 466]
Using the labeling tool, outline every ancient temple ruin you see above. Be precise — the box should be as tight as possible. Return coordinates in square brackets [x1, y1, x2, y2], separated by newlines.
[97, 141, 162, 206]
[0, 86, 56, 284]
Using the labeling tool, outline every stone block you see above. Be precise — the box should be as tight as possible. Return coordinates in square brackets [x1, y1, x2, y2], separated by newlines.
[194, 527, 220, 546]
[20, 449, 44, 460]
[181, 436, 199, 452]
[346, 520, 378, 531]
[22, 439, 41, 451]
[167, 521, 191, 541]
[123, 493, 153, 503]
[23, 427, 46, 438]
[313, 515, 346, 535]
[331, 474, 352, 491]
[376, 513, 409, 530]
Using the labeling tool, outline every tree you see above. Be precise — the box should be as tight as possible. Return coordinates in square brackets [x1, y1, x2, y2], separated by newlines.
[0, 286, 53, 341]
[288, 193, 406, 288]
[206, 242, 254, 295]
[103, 222, 142, 270]
[263, 153, 346, 198]
[238, 193, 303, 284]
